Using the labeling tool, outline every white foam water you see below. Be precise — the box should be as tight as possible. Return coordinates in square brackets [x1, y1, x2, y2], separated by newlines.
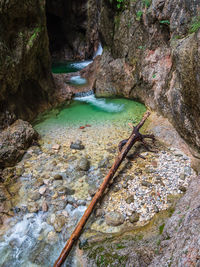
[74, 93, 124, 113]
[0, 213, 53, 266]
[93, 43, 103, 58]
[71, 60, 92, 70]
[70, 75, 87, 85]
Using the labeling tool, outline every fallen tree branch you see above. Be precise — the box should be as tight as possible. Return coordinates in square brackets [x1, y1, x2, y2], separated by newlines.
[54, 111, 154, 267]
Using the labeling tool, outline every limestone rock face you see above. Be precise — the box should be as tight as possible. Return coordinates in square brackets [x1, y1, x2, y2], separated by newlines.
[0, 0, 55, 130]
[150, 175, 200, 266]
[0, 120, 38, 168]
[95, 0, 200, 155]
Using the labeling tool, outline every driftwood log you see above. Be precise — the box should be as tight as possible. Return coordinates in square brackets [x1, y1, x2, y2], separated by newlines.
[54, 111, 155, 267]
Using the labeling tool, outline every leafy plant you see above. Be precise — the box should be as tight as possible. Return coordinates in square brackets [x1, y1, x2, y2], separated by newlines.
[116, 0, 124, 9]
[27, 27, 41, 48]
[189, 16, 200, 33]
[160, 20, 170, 25]
[142, 0, 151, 8]
[152, 73, 156, 79]
[136, 10, 143, 21]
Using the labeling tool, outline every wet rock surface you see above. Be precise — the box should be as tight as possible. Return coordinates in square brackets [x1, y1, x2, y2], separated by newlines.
[0, 0, 55, 127]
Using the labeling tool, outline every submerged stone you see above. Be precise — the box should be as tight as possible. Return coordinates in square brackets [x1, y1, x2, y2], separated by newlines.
[77, 157, 90, 171]
[53, 216, 68, 232]
[54, 174, 63, 180]
[47, 231, 58, 244]
[70, 140, 85, 150]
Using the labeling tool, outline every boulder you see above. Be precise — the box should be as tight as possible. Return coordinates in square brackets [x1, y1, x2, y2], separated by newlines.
[0, 120, 38, 168]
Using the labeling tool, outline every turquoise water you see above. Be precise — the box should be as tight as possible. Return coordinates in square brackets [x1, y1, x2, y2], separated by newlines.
[34, 94, 146, 133]
[52, 60, 92, 74]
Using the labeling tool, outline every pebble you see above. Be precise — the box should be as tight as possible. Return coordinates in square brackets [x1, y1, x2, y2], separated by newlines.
[27, 203, 39, 213]
[70, 140, 85, 150]
[54, 174, 63, 180]
[96, 209, 105, 217]
[62, 210, 69, 217]
[126, 195, 134, 204]
[77, 158, 90, 171]
[47, 231, 58, 244]
[141, 181, 152, 187]
[179, 185, 187, 192]
[53, 216, 67, 232]
[105, 211, 125, 226]
[42, 201, 48, 212]
[29, 191, 41, 201]
[52, 144, 60, 150]
[129, 212, 140, 223]
[39, 186, 46, 195]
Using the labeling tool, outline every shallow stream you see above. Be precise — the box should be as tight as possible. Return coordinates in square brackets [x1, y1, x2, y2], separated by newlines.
[0, 62, 195, 266]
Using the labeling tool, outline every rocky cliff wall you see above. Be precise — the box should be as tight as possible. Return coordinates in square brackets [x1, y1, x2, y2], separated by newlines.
[46, 0, 100, 60]
[0, 0, 55, 130]
[96, 0, 200, 156]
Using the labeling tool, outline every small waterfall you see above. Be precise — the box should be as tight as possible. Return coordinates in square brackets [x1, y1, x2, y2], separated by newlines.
[74, 92, 124, 113]
[69, 75, 87, 86]
[74, 90, 94, 97]
[71, 60, 92, 70]
[93, 43, 103, 58]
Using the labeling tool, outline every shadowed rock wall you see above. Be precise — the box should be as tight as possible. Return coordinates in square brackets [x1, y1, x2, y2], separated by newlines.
[0, 0, 55, 130]
[95, 0, 200, 156]
[46, 0, 100, 60]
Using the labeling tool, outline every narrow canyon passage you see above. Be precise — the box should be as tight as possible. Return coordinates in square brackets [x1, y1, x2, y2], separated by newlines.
[0, 0, 200, 266]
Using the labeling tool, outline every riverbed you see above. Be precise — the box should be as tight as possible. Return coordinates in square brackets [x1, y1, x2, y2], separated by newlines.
[0, 61, 196, 266]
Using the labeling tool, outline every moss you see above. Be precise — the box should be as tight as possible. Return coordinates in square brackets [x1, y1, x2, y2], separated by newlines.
[114, 15, 121, 29]
[159, 223, 165, 235]
[189, 16, 200, 33]
[142, 0, 151, 8]
[116, 243, 126, 249]
[27, 27, 42, 48]
[136, 10, 143, 21]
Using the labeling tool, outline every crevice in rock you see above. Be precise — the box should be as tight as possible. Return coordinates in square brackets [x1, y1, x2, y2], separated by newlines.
[45, 0, 100, 61]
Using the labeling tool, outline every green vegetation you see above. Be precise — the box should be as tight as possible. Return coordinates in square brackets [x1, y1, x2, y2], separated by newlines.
[116, 243, 126, 249]
[136, 10, 143, 21]
[138, 45, 145, 50]
[159, 223, 165, 235]
[142, 0, 151, 8]
[189, 16, 200, 33]
[152, 74, 156, 79]
[172, 35, 182, 40]
[160, 20, 170, 25]
[27, 27, 42, 48]
[116, 0, 124, 9]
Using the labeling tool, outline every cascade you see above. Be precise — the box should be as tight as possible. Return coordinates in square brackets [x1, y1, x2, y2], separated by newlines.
[93, 43, 103, 58]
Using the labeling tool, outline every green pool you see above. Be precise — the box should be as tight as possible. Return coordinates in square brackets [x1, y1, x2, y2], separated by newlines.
[34, 93, 146, 135]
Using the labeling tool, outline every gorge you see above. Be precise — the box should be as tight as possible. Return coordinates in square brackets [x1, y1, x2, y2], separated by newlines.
[0, 0, 200, 266]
